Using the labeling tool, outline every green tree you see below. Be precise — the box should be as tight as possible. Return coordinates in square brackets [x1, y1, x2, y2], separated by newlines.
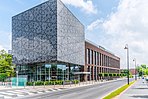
[0, 50, 14, 81]
[121, 69, 129, 76]
[0, 73, 7, 81]
[136, 64, 148, 76]
[141, 64, 147, 69]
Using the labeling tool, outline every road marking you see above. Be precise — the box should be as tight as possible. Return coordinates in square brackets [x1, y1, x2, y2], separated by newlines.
[0, 88, 66, 98]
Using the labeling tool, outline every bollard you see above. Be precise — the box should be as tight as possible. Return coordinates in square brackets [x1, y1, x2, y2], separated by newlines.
[63, 81, 64, 88]
[79, 81, 80, 86]
[44, 82, 45, 88]
[33, 82, 35, 88]
[54, 82, 55, 89]
[70, 81, 71, 87]
[24, 82, 26, 89]
[11, 82, 12, 88]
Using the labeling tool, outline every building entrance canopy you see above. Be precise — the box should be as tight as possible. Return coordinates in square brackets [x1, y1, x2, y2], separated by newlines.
[72, 72, 90, 75]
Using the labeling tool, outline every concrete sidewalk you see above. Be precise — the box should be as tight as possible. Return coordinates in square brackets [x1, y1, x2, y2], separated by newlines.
[117, 79, 148, 99]
[0, 78, 126, 91]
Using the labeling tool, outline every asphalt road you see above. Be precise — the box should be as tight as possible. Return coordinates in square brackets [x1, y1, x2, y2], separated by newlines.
[18, 78, 134, 99]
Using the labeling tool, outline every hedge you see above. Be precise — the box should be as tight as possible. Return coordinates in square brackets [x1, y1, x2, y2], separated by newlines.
[113, 73, 117, 76]
[98, 73, 104, 77]
[99, 73, 121, 77]
[26, 80, 79, 86]
[104, 73, 108, 77]
[109, 73, 113, 77]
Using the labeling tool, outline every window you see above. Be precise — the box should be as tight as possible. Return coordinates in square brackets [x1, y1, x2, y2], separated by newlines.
[90, 50, 92, 64]
[97, 52, 99, 65]
[91, 50, 93, 64]
[99, 53, 102, 66]
[86, 49, 89, 64]
[94, 51, 96, 65]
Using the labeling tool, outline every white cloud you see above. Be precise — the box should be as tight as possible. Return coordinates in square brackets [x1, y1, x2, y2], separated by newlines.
[61, 0, 97, 14]
[87, 19, 103, 31]
[87, 0, 148, 68]
[41, 0, 97, 14]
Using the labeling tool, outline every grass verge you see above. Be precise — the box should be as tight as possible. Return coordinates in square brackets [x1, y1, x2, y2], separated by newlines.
[103, 81, 136, 99]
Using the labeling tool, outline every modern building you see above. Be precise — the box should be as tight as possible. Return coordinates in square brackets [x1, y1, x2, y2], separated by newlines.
[12, 0, 85, 82]
[12, 0, 120, 82]
[84, 40, 120, 81]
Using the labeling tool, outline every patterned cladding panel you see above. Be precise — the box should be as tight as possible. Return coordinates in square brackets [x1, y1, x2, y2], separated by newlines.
[57, 0, 85, 65]
[12, 0, 85, 65]
[12, 0, 57, 64]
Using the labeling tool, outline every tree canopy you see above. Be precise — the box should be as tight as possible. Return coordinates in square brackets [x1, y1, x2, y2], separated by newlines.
[0, 50, 14, 81]
[136, 64, 148, 76]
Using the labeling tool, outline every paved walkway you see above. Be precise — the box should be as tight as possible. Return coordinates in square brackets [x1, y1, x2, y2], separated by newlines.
[0, 78, 124, 91]
[117, 79, 148, 99]
[0, 78, 125, 99]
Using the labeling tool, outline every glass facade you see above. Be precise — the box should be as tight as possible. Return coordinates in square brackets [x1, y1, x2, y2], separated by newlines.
[17, 62, 83, 82]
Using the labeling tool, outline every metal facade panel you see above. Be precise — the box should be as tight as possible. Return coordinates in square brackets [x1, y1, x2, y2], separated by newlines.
[57, 0, 85, 65]
[12, 0, 57, 64]
[12, 0, 85, 65]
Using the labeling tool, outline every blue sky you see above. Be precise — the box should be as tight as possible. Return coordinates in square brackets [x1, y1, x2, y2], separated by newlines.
[0, 0, 119, 50]
[1, 0, 148, 68]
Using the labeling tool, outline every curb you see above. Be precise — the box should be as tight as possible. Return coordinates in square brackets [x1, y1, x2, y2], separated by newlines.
[114, 80, 137, 99]
[101, 80, 136, 99]
[0, 78, 126, 92]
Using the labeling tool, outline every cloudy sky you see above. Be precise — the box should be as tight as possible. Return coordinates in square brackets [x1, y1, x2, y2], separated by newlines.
[0, 0, 147, 68]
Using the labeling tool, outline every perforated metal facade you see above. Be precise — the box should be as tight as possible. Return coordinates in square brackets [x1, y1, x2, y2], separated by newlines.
[57, 0, 85, 65]
[12, 0, 85, 65]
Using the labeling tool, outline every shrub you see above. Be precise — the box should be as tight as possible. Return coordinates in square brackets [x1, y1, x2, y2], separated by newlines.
[113, 73, 117, 76]
[104, 73, 108, 77]
[26, 82, 33, 86]
[98, 73, 104, 77]
[35, 81, 44, 86]
[55, 80, 63, 85]
[109, 73, 113, 77]
[72, 80, 79, 84]
[26, 80, 80, 86]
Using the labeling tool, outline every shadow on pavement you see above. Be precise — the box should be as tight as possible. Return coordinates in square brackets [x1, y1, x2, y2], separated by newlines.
[133, 88, 148, 89]
[131, 95, 148, 98]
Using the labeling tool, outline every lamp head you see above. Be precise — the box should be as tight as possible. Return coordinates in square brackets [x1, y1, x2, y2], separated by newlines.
[124, 44, 128, 49]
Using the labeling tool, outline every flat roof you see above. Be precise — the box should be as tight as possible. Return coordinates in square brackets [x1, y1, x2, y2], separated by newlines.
[85, 39, 118, 57]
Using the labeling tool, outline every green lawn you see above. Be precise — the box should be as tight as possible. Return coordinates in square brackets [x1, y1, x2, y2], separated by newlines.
[103, 81, 136, 99]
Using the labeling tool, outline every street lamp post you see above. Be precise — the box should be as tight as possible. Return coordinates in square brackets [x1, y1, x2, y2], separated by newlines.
[16, 71, 18, 87]
[124, 44, 129, 85]
[133, 58, 137, 80]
